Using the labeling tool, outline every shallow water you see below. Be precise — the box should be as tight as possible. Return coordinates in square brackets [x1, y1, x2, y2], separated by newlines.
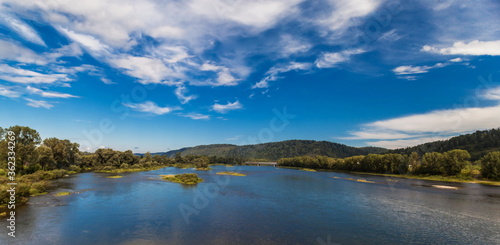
[2, 165, 500, 245]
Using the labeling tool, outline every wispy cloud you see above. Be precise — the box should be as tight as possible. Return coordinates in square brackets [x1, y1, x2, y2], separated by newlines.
[123, 101, 180, 115]
[175, 85, 197, 104]
[0, 64, 70, 84]
[0, 39, 49, 65]
[226, 135, 242, 141]
[180, 113, 210, 120]
[253, 62, 311, 89]
[25, 98, 53, 109]
[315, 49, 365, 68]
[0, 14, 46, 46]
[344, 86, 500, 148]
[0, 85, 21, 98]
[212, 100, 242, 114]
[26, 86, 79, 98]
[422, 40, 500, 56]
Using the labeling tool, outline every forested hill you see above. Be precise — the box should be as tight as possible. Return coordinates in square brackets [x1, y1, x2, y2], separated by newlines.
[160, 140, 387, 160]
[392, 128, 500, 160]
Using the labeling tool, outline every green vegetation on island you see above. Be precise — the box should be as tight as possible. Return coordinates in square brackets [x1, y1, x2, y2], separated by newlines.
[161, 173, 204, 185]
[216, 172, 246, 176]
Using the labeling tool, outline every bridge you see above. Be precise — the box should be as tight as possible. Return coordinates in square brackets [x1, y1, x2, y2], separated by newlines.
[244, 162, 278, 167]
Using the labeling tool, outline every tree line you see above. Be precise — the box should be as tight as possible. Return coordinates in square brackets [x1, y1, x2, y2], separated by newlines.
[278, 150, 500, 180]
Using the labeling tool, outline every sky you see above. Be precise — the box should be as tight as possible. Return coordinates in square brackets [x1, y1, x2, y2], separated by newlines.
[0, 0, 500, 153]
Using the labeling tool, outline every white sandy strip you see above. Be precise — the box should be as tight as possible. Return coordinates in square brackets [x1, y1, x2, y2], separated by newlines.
[431, 185, 459, 190]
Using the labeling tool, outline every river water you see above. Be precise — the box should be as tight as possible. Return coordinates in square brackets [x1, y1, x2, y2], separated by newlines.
[2, 165, 500, 245]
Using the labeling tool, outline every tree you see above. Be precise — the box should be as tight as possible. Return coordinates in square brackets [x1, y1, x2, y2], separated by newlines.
[407, 152, 420, 173]
[5, 126, 41, 171]
[175, 152, 184, 163]
[443, 150, 471, 175]
[35, 146, 56, 170]
[193, 156, 209, 168]
[480, 152, 500, 180]
[420, 152, 445, 175]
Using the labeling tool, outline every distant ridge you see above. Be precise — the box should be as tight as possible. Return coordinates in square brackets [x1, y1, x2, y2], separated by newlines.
[392, 128, 500, 160]
[153, 140, 387, 160]
[146, 128, 500, 160]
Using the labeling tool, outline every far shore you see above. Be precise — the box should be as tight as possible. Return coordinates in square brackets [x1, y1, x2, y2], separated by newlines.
[277, 166, 500, 186]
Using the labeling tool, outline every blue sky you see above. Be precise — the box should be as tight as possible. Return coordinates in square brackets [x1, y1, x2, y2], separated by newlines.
[1, 0, 500, 153]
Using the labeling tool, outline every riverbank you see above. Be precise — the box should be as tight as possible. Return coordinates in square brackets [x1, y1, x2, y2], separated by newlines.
[277, 166, 500, 186]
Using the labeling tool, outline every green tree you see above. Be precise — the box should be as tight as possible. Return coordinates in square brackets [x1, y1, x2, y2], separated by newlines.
[421, 152, 445, 175]
[5, 126, 41, 171]
[35, 146, 56, 170]
[480, 152, 500, 180]
[443, 149, 471, 175]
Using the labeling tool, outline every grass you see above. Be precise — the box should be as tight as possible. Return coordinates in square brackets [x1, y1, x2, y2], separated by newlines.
[161, 173, 204, 185]
[216, 171, 246, 176]
[106, 175, 123, 179]
[196, 167, 212, 171]
[301, 168, 317, 172]
[332, 176, 375, 183]
[55, 192, 71, 196]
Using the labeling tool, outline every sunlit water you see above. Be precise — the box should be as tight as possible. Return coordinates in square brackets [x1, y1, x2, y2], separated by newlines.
[2, 165, 500, 245]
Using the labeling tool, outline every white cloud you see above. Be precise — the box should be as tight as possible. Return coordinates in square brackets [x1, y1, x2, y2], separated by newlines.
[226, 135, 242, 141]
[367, 136, 453, 149]
[392, 65, 433, 75]
[482, 86, 500, 101]
[315, 49, 365, 68]
[122, 101, 180, 115]
[108, 55, 178, 84]
[367, 105, 500, 134]
[321, 0, 382, 32]
[180, 113, 210, 120]
[200, 62, 240, 86]
[0, 39, 49, 65]
[58, 27, 112, 55]
[345, 86, 500, 148]
[449, 57, 463, 62]
[422, 40, 500, 56]
[174, 85, 197, 104]
[0, 85, 21, 98]
[253, 62, 311, 89]
[279, 34, 312, 56]
[212, 100, 242, 114]
[26, 86, 79, 98]
[340, 131, 418, 140]
[0, 14, 46, 46]
[100, 78, 116, 85]
[25, 98, 53, 109]
[190, 0, 303, 29]
[0, 64, 70, 84]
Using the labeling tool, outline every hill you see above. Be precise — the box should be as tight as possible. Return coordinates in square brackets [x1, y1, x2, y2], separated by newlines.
[161, 140, 387, 160]
[392, 128, 500, 160]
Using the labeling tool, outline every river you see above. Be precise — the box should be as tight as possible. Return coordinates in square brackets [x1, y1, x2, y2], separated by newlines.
[2, 165, 500, 245]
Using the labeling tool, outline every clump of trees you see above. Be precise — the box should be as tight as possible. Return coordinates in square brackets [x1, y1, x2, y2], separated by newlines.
[278, 149, 500, 180]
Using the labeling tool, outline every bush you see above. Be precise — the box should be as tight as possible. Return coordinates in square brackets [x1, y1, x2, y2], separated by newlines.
[119, 163, 130, 169]
[480, 152, 500, 180]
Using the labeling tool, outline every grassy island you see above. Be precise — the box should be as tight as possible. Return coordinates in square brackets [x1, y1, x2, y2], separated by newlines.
[55, 192, 71, 196]
[216, 171, 246, 176]
[161, 173, 204, 185]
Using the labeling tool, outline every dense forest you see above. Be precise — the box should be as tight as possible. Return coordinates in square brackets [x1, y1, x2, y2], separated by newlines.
[160, 140, 387, 160]
[392, 128, 500, 160]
